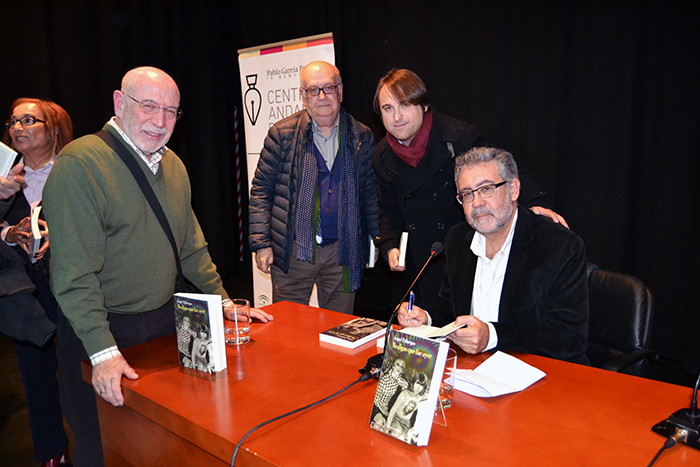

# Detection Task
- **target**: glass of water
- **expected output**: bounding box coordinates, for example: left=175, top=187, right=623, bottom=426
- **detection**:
left=224, top=298, right=251, bottom=346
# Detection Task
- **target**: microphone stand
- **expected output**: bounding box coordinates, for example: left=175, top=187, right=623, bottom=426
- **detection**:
left=651, top=371, right=700, bottom=450
left=381, top=250, right=438, bottom=346
left=361, top=245, right=441, bottom=376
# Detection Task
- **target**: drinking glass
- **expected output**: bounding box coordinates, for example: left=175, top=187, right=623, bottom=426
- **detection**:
left=440, top=348, right=458, bottom=409
left=224, top=299, right=251, bottom=346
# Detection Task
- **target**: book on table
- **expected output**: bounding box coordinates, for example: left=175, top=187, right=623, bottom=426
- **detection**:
left=369, top=329, right=449, bottom=446
left=319, top=317, right=387, bottom=349
left=174, top=293, right=227, bottom=373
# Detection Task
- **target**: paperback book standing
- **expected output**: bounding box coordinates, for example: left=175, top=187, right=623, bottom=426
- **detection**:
left=369, top=329, right=449, bottom=446
left=174, top=293, right=227, bottom=373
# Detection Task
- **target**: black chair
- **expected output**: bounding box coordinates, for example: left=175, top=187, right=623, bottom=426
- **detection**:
left=586, top=264, right=656, bottom=376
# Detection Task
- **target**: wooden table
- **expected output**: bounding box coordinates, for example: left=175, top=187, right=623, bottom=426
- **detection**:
left=86, top=301, right=700, bottom=466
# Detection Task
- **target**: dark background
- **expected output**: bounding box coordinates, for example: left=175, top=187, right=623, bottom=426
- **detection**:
left=2, top=0, right=699, bottom=374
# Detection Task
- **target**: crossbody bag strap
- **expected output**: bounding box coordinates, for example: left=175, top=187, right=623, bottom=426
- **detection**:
left=95, top=129, right=185, bottom=292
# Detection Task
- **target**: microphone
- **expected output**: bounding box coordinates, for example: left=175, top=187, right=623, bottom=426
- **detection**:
left=430, top=242, right=443, bottom=257
left=388, top=241, right=443, bottom=324
left=651, top=371, right=700, bottom=450
left=360, top=242, right=443, bottom=377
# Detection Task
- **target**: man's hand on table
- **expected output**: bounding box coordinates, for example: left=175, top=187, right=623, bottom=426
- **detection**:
left=92, top=354, right=139, bottom=407
left=91, top=303, right=273, bottom=407
left=222, top=298, right=274, bottom=323
left=251, top=307, right=274, bottom=322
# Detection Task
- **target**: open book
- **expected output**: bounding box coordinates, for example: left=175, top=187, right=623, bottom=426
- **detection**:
left=376, top=321, right=467, bottom=348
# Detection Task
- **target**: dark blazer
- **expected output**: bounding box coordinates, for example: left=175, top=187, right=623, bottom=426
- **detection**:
left=430, top=206, right=589, bottom=363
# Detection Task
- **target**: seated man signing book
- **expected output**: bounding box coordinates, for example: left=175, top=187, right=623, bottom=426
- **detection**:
left=397, top=147, right=589, bottom=364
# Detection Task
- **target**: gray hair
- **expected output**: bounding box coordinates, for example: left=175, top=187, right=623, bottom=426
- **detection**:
left=454, top=147, right=519, bottom=187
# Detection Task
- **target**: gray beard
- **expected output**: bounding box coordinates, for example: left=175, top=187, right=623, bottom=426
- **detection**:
left=467, top=201, right=515, bottom=236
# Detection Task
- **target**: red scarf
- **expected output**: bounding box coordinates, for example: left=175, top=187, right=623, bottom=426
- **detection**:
left=386, top=111, right=433, bottom=168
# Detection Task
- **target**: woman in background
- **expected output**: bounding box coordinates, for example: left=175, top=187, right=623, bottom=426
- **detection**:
left=2, top=98, right=73, bottom=467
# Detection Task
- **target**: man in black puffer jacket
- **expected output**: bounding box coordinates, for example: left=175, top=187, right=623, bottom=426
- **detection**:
left=249, top=61, right=379, bottom=314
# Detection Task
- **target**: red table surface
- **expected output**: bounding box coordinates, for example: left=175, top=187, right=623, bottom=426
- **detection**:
left=84, top=301, right=700, bottom=467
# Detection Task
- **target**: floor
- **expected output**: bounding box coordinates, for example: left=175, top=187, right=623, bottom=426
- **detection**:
left=1, top=267, right=697, bottom=466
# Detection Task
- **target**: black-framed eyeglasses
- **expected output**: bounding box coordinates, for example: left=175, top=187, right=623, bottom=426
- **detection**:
left=302, top=83, right=341, bottom=97
left=456, top=181, right=507, bottom=204
left=5, top=115, right=47, bottom=129
left=124, top=93, right=183, bottom=121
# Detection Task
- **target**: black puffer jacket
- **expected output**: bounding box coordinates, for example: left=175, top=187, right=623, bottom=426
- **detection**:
left=249, top=108, right=379, bottom=274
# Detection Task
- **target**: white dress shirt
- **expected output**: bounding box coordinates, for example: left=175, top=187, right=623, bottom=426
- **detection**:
left=470, top=209, right=519, bottom=351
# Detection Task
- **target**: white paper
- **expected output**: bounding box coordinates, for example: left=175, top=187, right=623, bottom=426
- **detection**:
left=453, top=351, right=546, bottom=397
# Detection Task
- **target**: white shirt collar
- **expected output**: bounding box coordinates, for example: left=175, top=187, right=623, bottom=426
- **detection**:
left=108, top=117, right=167, bottom=174
left=470, top=208, right=519, bottom=261
left=311, top=115, right=340, bottom=138
left=21, top=154, right=56, bottom=174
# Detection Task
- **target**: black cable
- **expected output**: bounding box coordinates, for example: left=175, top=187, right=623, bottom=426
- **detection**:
left=689, top=371, right=700, bottom=422
left=647, top=430, right=685, bottom=467
left=229, top=372, right=375, bottom=466
left=647, top=441, right=670, bottom=467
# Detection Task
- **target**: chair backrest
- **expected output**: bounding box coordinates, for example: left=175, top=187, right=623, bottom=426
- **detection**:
left=586, top=264, right=654, bottom=368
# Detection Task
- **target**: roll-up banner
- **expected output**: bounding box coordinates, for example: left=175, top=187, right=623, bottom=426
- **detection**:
left=238, top=33, right=335, bottom=308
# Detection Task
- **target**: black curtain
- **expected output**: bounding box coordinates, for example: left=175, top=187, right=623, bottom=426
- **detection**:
left=2, top=0, right=699, bottom=373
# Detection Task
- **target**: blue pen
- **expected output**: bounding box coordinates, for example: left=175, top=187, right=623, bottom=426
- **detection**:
left=408, top=291, right=414, bottom=322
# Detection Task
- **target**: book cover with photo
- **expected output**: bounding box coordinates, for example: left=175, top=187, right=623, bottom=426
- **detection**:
left=174, top=293, right=227, bottom=373
left=369, top=329, right=449, bottom=446
left=319, top=317, right=387, bottom=349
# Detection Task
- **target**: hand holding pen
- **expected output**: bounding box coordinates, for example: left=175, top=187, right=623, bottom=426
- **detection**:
left=397, top=292, right=427, bottom=327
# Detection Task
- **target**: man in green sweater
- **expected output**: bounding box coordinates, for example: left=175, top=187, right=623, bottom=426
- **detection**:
left=43, top=66, right=273, bottom=467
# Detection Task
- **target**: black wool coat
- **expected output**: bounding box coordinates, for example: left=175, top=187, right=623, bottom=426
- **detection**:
left=373, top=110, right=548, bottom=307
left=430, top=206, right=589, bottom=364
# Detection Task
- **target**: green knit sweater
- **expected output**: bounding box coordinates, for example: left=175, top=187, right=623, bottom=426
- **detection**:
left=43, top=124, right=227, bottom=356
